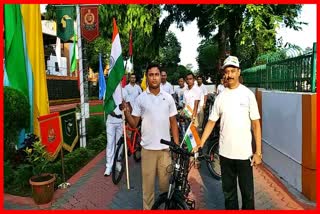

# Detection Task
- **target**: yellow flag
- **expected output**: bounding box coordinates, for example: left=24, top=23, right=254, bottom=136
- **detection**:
left=21, top=5, right=49, bottom=136
left=141, top=72, right=147, bottom=91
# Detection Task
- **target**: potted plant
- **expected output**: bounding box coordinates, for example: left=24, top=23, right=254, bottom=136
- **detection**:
left=25, top=140, right=56, bottom=205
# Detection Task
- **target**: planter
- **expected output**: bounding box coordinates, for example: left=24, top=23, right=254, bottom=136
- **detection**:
left=29, top=173, right=56, bottom=205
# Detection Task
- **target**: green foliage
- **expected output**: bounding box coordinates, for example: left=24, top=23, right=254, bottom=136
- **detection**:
left=159, top=31, right=181, bottom=67
left=85, top=37, right=111, bottom=72
left=164, top=4, right=304, bottom=69
left=87, top=133, right=106, bottom=153
left=166, top=65, right=192, bottom=84
left=87, top=116, right=105, bottom=137
left=197, top=38, right=219, bottom=80
left=4, top=161, right=33, bottom=197
left=25, top=141, right=50, bottom=176
left=4, top=86, right=30, bottom=161
left=89, top=104, right=104, bottom=114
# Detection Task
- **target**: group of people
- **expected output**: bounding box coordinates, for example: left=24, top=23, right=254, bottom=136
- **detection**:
left=104, top=55, right=262, bottom=210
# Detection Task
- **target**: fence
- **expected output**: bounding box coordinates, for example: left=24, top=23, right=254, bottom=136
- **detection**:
left=242, top=43, right=316, bottom=92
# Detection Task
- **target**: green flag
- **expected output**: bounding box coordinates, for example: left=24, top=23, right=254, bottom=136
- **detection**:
left=56, top=6, right=74, bottom=41
left=60, top=108, right=79, bottom=152
left=4, top=4, right=29, bottom=99
left=70, top=33, right=77, bottom=72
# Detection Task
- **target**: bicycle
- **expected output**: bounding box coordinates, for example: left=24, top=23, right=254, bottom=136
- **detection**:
left=112, top=125, right=142, bottom=185
left=151, top=139, right=211, bottom=210
left=202, top=93, right=221, bottom=180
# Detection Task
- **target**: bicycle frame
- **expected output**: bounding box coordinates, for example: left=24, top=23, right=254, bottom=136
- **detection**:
left=125, top=125, right=141, bottom=155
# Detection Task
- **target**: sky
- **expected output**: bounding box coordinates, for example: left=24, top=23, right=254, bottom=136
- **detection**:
left=169, top=4, right=317, bottom=70
left=41, top=4, right=316, bottom=71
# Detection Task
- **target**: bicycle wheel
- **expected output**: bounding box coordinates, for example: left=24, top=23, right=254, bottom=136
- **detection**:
left=112, top=137, right=125, bottom=185
left=206, top=141, right=221, bottom=180
left=152, top=192, right=189, bottom=210
left=133, top=134, right=141, bottom=162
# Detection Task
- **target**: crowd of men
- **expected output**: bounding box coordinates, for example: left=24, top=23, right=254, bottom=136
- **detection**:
left=104, top=56, right=262, bottom=210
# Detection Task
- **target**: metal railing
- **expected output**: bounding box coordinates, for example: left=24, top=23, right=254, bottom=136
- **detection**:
left=242, top=43, right=316, bottom=92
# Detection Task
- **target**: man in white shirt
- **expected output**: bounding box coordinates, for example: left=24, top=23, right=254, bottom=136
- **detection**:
left=198, top=56, right=262, bottom=210
left=124, top=73, right=142, bottom=106
left=104, top=89, right=129, bottom=176
left=174, top=76, right=186, bottom=109
left=216, top=78, right=226, bottom=96
left=183, top=72, right=202, bottom=127
left=160, top=70, right=174, bottom=95
left=196, top=75, right=208, bottom=132
left=123, top=63, right=179, bottom=210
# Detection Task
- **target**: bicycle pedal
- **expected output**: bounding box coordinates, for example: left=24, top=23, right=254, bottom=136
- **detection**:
left=186, top=198, right=195, bottom=210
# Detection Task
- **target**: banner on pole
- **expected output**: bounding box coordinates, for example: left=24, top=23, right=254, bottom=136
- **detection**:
left=80, top=6, right=99, bottom=42
left=56, top=6, right=75, bottom=41
left=60, top=108, right=79, bottom=152
left=38, top=112, right=63, bottom=160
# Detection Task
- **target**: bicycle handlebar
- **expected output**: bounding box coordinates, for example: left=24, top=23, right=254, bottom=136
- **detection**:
left=160, top=139, right=192, bottom=157
left=160, top=139, right=211, bottom=162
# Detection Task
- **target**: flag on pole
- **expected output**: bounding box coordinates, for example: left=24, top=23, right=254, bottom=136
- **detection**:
left=104, top=18, right=125, bottom=115
left=70, top=33, right=77, bottom=73
left=98, top=53, right=106, bottom=100
left=141, top=72, right=147, bottom=91
left=4, top=4, right=29, bottom=99
left=121, top=75, right=127, bottom=88
left=129, top=29, right=133, bottom=59
left=184, top=124, right=201, bottom=152
left=183, top=105, right=193, bottom=118
left=56, top=6, right=74, bottom=41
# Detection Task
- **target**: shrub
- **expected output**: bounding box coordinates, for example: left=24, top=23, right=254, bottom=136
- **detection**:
left=4, top=87, right=30, bottom=161
left=87, top=133, right=106, bottom=153
left=87, top=116, right=105, bottom=137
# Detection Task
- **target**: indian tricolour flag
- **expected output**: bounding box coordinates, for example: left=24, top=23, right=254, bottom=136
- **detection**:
left=104, top=18, right=125, bottom=115
left=184, top=124, right=201, bottom=152
left=183, top=105, right=193, bottom=118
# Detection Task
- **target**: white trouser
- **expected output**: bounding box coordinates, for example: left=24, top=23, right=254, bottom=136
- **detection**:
left=106, top=122, right=123, bottom=169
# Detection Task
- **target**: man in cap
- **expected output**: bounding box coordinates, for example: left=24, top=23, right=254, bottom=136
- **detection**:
left=196, top=55, right=262, bottom=210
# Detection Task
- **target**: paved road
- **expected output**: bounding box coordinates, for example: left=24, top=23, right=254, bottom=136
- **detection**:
left=4, top=149, right=315, bottom=210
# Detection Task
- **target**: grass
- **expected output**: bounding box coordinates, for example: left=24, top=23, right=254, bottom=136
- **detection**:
left=89, top=104, right=104, bottom=114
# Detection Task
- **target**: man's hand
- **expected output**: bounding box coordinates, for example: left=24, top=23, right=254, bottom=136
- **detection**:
left=250, top=153, right=262, bottom=166
left=192, top=143, right=204, bottom=153
left=120, top=100, right=130, bottom=112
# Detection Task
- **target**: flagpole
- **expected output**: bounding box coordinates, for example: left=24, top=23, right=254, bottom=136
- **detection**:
left=121, top=87, right=130, bottom=190
left=76, top=4, right=86, bottom=147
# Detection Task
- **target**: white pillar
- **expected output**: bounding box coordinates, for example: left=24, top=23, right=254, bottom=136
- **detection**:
left=76, top=4, right=86, bottom=147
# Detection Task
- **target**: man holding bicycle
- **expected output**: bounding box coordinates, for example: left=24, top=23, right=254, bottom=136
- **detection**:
left=123, top=63, right=179, bottom=210
left=198, top=56, right=262, bottom=210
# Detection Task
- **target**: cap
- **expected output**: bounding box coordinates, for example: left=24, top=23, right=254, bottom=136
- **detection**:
left=222, top=56, right=240, bottom=69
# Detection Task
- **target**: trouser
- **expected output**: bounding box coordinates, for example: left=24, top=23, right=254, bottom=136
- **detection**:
left=197, top=107, right=204, bottom=132
left=106, top=122, right=123, bottom=169
left=220, top=155, right=255, bottom=210
left=141, top=147, right=172, bottom=210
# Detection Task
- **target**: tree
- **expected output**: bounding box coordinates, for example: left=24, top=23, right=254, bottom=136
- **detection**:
left=163, top=4, right=304, bottom=69
left=197, top=38, right=219, bottom=80
left=159, top=31, right=181, bottom=67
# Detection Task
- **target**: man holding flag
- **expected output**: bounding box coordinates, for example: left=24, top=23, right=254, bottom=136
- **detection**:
left=122, top=63, right=179, bottom=210
left=103, top=18, right=128, bottom=176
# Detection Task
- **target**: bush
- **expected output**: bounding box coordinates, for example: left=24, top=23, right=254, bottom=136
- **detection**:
left=4, top=87, right=30, bottom=161
left=87, top=133, right=106, bottom=153
left=87, top=116, right=105, bottom=137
